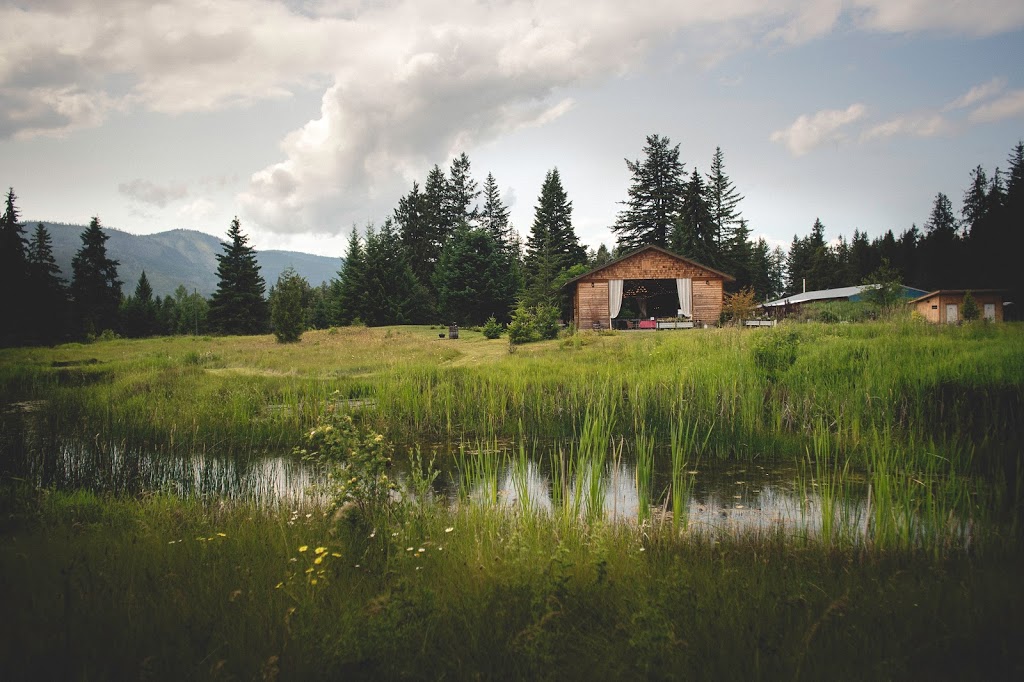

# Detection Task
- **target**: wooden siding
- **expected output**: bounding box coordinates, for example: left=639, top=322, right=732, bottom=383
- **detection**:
left=572, top=249, right=728, bottom=327
left=576, top=280, right=610, bottom=329
left=911, top=291, right=1005, bottom=323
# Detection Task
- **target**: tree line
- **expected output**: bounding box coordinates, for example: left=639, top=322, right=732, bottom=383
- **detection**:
left=2, top=138, right=1020, bottom=346
left=785, top=141, right=1024, bottom=305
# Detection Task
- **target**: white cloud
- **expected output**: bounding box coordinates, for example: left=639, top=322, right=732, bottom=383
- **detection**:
left=6, top=1, right=1024, bottom=232
left=118, top=179, right=189, bottom=208
left=943, top=77, right=1006, bottom=111
left=850, top=0, right=1024, bottom=37
left=178, top=198, right=218, bottom=223
left=968, top=90, right=1024, bottom=124
left=770, top=104, right=866, bottom=156
left=861, top=113, right=952, bottom=141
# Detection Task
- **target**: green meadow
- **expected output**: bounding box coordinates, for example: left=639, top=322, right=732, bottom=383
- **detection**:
left=1, top=321, right=1023, bottom=679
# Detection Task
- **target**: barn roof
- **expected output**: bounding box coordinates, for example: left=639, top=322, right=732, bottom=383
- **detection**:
left=907, top=289, right=1008, bottom=304
left=763, top=284, right=931, bottom=308
left=563, top=244, right=735, bottom=287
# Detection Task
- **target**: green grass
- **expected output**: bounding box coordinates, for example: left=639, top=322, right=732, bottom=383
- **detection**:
left=2, top=321, right=1023, bottom=677
left=0, top=487, right=1021, bottom=680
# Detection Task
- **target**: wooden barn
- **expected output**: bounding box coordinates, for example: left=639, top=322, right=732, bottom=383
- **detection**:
left=564, top=245, right=735, bottom=330
left=908, top=289, right=1007, bottom=323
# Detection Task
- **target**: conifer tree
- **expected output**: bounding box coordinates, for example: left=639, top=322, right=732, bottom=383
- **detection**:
left=208, top=217, right=268, bottom=335
left=671, top=168, right=716, bottom=265
left=335, top=225, right=367, bottom=325
left=706, top=146, right=744, bottom=249
left=394, top=182, right=435, bottom=291
left=361, top=220, right=429, bottom=326
left=920, top=192, right=960, bottom=289
left=270, top=267, right=307, bottom=343
left=446, top=152, right=480, bottom=229
left=25, top=222, right=69, bottom=344
left=612, top=134, right=685, bottom=250
left=0, top=188, right=29, bottom=345
left=122, top=271, right=157, bottom=337
left=70, top=217, right=122, bottom=337
left=479, top=172, right=512, bottom=254
left=523, top=168, right=585, bottom=306
left=434, top=224, right=515, bottom=325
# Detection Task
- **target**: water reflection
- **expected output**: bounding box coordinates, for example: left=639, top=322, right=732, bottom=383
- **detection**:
left=1, top=425, right=876, bottom=538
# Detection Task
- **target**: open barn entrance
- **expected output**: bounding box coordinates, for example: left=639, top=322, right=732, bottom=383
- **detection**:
left=612, top=278, right=689, bottom=329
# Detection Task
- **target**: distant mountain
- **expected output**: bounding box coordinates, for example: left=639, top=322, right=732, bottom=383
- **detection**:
left=34, top=223, right=343, bottom=298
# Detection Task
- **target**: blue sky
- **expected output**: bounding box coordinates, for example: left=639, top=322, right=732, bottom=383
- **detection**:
left=2, top=1, right=1022, bottom=258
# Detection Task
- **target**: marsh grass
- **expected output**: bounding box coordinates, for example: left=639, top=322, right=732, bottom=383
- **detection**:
left=2, top=322, right=1023, bottom=677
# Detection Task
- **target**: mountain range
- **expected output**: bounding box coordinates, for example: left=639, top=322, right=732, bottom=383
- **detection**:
left=33, top=223, right=342, bottom=298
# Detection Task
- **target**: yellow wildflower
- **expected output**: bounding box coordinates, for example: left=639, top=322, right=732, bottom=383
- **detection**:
left=298, top=545, right=308, bottom=552
left=314, top=546, right=327, bottom=554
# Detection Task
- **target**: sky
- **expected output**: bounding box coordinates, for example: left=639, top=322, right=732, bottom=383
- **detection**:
left=2, top=0, right=1023, bottom=259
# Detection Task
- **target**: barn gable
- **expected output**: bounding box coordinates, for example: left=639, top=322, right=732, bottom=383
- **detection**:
left=566, top=245, right=734, bottom=329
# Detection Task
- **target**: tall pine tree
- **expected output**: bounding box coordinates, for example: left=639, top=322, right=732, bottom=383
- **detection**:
left=706, top=146, right=744, bottom=250
left=612, top=134, right=685, bottom=251
left=434, top=225, right=515, bottom=325
left=334, top=225, right=367, bottom=325
left=523, top=168, right=585, bottom=306
left=25, top=223, right=69, bottom=344
left=70, top=217, right=122, bottom=337
left=208, top=217, right=268, bottom=335
left=0, top=188, right=29, bottom=345
left=671, top=168, right=716, bottom=266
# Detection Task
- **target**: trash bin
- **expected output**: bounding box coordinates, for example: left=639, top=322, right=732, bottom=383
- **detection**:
left=448, top=323, right=459, bottom=340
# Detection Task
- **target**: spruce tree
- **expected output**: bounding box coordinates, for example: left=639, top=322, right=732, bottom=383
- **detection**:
left=25, top=222, right=69, bottom=344
left=270, top=267, right=307, bottom=343
left=920, top=192, right=960, bottom=289
left=706, top=146, right=744, bottom=249
left=434, top=225, right=515, bottom=325
left=70, top=217, right=122, bottom=337
left=335, top=226, right=367, bottom=325
left=523, top=168, right=585, bottom=306
left=394, top=182, right=436, bottom=292
left=122, top=271, right=157, bottom=337
left=208, top=217, right=268, bottom=335
left=479, top=172, right=512, bottom=254
left=0, top=188, right=29, bottom=345
left=361, top=220, right=429, bottom=326
left=446, top=152, right=480, bottom=229
left=612, top=134, right=686, bottom=250
left=671, top=168, right=716, bottom=265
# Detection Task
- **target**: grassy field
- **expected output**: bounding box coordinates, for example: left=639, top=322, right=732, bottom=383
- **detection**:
left=1, top=321, right=1023, bottom=678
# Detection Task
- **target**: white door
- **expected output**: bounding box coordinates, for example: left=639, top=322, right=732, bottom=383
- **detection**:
left=945, top=304, right=958, bottom=324
left=984, top=303, right=995, bottom=321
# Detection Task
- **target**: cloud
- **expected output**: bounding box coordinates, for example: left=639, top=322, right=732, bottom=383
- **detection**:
left=943, top=77, right=1006, bottom=111
left=860, top=113, right=952, bottom=141
left=968, top=90, right=1024, bottom=124
left=770, top=104, right=866, bottom=156
left=178, top=198, right=218, bottom=223
left=6, top=1, right=1024, bottom=231
left=118, top=179, right=189, bottom=208
left=850, top=0, right=1024, bottom=36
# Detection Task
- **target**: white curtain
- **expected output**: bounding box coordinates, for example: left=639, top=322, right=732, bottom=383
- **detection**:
left=608, top=279, right=624, bottom=323
left=676, top=278, right=692, bottom=318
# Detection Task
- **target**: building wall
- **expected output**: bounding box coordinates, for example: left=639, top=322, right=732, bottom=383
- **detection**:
left=573, top=250, right=727, bottom=327
left=912, top=292, right=1004, bottom=323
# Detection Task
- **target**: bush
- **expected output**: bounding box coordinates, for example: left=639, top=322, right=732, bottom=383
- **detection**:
left=534, top=304, right=560, bottom=340
left=482, top=316, right=503, bottom=339
left=962, top=291, right=980, bottom=321
left=507, top=304, right=537, bottom=345
left=752, top=329, right=799, bottom=381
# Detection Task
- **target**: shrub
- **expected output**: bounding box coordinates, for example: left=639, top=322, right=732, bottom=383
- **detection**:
left=482, top=316, right=503, bottom=339
left=508, top=304, right=538, bottom=344
left=534, top=303, right=560, bottom=340
left=752, top=329, right=799, bottom=381
left=962, top=291, right=980, bottom=321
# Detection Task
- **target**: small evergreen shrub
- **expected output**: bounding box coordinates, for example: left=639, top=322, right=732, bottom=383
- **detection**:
left=482, top=316, right=503, bottom=339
